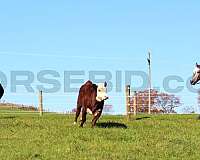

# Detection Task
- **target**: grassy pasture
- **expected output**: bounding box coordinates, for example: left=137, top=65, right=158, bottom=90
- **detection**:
left=0, top=111, right=200, bottom=160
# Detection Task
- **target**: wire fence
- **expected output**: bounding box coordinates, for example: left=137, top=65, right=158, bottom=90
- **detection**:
left=0, top=90, right=199, bottom=115
left=0, top=51, right=199, bottom=115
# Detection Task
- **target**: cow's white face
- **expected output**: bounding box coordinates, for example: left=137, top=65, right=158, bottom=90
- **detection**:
left=96, top=82, right=108, bottom=102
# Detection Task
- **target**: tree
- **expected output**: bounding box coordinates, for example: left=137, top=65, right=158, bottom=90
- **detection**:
left=182, top=106, right=195, bottom=114
left=103, top=105, right=114, bottom=114
left=134, top=89, right=158, bottom=113
left=133, top=89, right=181, bottom=114
left=154, top=93, right=181, bottom=113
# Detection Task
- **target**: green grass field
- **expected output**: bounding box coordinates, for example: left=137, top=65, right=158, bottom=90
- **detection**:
left=0, top=111, right=200, bottom=160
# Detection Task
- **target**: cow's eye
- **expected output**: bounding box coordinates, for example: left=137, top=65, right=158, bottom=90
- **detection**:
left=98, top=89, right=101, bottom=92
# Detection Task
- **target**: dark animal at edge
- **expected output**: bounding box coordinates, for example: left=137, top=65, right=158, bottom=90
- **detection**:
left=0, top=84, right=4, bottom=99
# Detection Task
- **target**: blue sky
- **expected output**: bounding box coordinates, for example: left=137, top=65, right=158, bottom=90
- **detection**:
left=0, top=0, right=200, bottom=113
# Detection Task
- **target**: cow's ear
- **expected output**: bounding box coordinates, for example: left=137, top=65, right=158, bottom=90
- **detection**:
left=104, top=82, right=107, bottom=87
left=196, top=62, right=198, bottom=66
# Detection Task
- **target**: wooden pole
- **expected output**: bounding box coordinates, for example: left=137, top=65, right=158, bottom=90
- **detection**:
left=125, top=85, right=131, bottom=120
left=148, top=50, right=152, bottom=114
left=198, top=90, right=200, bottom=112
left=198, top=91, right=200, bottom=119
left=38, top=90, right=43, bottom=116
left=133, top=91, right=137, bottom=116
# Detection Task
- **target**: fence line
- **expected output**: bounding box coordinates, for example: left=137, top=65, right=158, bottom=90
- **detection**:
left=5, top=93, right=185, bottom=97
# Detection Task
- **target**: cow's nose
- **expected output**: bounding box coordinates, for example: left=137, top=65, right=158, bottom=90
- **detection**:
left=105, top=96, right=109, bottom=100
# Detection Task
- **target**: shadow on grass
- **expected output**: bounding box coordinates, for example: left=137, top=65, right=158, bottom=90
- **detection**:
left=96, top=122, right=128, bottom=129
left=136, top=116, right=151, bottom=120
left=0, top=116, right=16, bottom=119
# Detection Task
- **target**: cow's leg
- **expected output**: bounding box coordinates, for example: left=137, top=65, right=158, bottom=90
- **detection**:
left=74, top=105, right=82, bottom=124
left=92, top=110, right=102, bottom=127
left=80, top=107, right=87, bottom=127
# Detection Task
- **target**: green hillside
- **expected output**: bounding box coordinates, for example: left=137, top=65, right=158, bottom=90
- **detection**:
left=0, top=112, right=200, bottom=160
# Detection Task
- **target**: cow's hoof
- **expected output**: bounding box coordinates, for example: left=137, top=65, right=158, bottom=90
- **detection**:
left=91, top=123, right=95, bottom=128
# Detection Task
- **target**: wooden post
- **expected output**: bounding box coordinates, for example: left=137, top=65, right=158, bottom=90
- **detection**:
left=133, top=91, right=137, bottom=116
left=125, top=85, right=131, bottom=120
left=148, top=50, right=152, bottom=114
left=198, top=91, right=200, bottom=119
left=38, top=90, right=43, bottom=116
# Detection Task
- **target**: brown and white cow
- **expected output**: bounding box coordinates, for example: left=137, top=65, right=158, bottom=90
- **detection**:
left=74, top=80, right=108, bottom=127
left=0, top=84, right=4, bottom=99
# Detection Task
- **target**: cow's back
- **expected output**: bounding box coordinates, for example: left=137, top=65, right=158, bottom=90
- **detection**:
left=77, top=81, right=97, bottom=108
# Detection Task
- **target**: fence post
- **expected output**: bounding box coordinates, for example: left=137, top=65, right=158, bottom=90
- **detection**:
left=133, top=91, right=137, bottom=116
left=38, top=90, right=43, bottom=116
left=125, top=85, right=131, bottom=120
